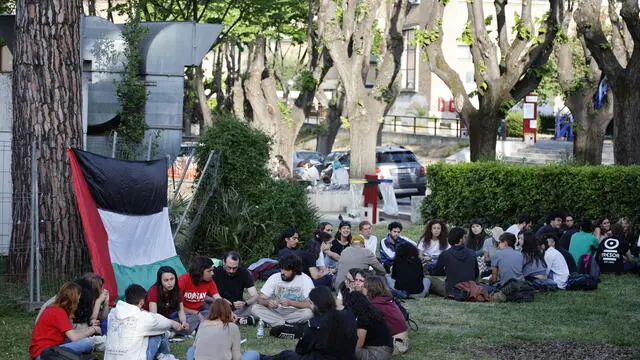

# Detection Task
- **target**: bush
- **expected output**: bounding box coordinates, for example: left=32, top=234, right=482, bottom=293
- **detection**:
left=505, top=112, right=523, bottom=138
left=189, top=114, right=318, bottom=264
left=420, top=162, right=640, bottom=229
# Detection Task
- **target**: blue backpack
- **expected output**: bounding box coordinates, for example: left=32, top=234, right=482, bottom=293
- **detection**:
left=566, top=273, right=598, bottom=291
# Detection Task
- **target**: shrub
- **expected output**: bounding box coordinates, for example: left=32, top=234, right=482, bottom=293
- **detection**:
left=420, top=162, right=640, bottom=229
left=505, top=112, right=523, bottom=137
left=189, top=114, right=318, bottom=264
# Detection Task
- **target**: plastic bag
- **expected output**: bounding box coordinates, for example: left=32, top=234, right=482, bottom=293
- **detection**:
left=379, top=180, right=398, bottom=216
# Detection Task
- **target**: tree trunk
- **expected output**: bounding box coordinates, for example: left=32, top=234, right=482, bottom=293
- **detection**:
left=316, top=114, right=342, bottom=155
left=194, top=65, right=213, bottom=128
left=87, top=0, right=96, bottom=15
left=10, top=0, right=85, bottom=279
left=610, top=79, right=640, bottom=165
left=566, top=93, right=611, bottom=165
left=348, top=97, right=381, bottom=178
left=468, top=112, right=499, bottom=161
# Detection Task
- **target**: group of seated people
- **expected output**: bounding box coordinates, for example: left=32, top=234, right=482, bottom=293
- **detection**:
left=29, top=213, right=639, bottom=360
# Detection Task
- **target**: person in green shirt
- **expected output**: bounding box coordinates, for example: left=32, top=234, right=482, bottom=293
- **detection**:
left=568, top=219, right=600, bottom=266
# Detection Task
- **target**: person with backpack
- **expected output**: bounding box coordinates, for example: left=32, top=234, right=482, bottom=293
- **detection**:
left=363, top=276, right=409, bottom=356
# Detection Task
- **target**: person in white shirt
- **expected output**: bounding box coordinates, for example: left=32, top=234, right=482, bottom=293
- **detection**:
left=359, top=220, right=378, bottom=256
left=539, top=233, right=570, bottom=289
left=505, top=214, right=533, bottom=249
left=105, top=284, right=182, bottom=360
left=251, top=255, right=314, bottom=336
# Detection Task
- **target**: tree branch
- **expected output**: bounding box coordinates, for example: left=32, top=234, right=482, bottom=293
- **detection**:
left=620, top=0, right=640, bottom=45
left=468, top=0, right=499, bottom=82
left=575, top=0, right=624, bottom=78
left=494, top=0, right=509, bottom=57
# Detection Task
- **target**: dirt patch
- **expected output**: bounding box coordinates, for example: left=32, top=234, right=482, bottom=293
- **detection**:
left=472, top=341, right=639, bottom=360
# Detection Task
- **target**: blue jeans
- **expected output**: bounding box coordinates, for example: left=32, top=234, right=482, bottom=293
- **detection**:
left=35, top=337, right=94, bottom=360
left=147, top=334, right=170, bottom=360
left=313, top=274, right=335, bottom=288
left=186, top=347, right=261, bottom=360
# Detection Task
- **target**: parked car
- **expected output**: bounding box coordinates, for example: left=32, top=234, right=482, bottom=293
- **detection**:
left=320, top=146, right=425, bottom=195
left=293, top=150, right=324, bottom=167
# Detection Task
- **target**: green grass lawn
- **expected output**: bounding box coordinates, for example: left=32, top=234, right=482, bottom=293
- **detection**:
left=3, top=224, right=639, bottom=359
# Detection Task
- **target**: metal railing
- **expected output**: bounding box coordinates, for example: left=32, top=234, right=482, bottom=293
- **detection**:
left=383, top=115, right=466, bottom=137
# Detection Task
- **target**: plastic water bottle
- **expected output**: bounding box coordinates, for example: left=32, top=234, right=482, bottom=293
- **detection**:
left=256, top=320, right=265, bottom=339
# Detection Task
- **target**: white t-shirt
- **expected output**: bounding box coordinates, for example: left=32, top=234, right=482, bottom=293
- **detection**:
left=505, top=224, right=521, bottom=236
left=544, top=247, right=569, bottom=289
left=316, top=252, right=325, bottom=267
left=260, top=272, right=314, bottom=307
left=418, top=239, right=450, bottom=258
left=364, top=235, right=378, bottom=256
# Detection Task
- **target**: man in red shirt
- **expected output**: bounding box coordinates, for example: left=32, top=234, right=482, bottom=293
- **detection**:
left=177, top=256, right=223, bottom=332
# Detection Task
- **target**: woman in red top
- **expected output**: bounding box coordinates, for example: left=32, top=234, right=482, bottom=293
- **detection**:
left=363, top=276, right=409, bottom=355
left=145, top=266, right=189, bottom=334
left=178, top=256, right=222, bottom=332
left=29, top=282, right=102, bottom=359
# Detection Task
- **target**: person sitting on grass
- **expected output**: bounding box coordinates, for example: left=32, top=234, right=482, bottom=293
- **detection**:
left=259, top=286, right=358, bottom=360
left=213, top=251, right=260, bottom=325
left=104, top=284, right=182, bottom=360
left=521, top=231, right=548, bottom=280
left=432, top=227, right=479, bottom=297
left=336, top=268, right=369, bottom=310
left=343, top=291, right=394, bottom=360
left=144, top=266, right=189, bottom=335
left=322, top=221, right=352, bottom=269
left=380, top=222, right=417, bottom=272
left=491, top=233, right=524, bottom=285
left=186, top=299, right=260, bottom=360
left=538, top=233, right=570, bottom=289
left=418, top=219, right=450, bottom=273
left=389, top=242, right=430, bottom=298
left=334, top=235, right=385, bottom=290
left=363, top=276, right=409, bottom=355
left=30, top=282, right=101, bottom=360
left=299, top=238, right=335, bottom=287
left=251, top=254, right=314, bottom=338
left=178, top=256, right=224, bottom=332
left=568, top=219, right=600, bottom=267
left=596, top=223, right=638, bottom=274
left=278, top=228, right=301, bottom=260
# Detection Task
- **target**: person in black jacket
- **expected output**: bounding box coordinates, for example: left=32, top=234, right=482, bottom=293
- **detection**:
left=261, top=286, right=357, bottom=360
left=389, top=243, right=430, bottom=297
left=432, top=227, right=479, bottom=296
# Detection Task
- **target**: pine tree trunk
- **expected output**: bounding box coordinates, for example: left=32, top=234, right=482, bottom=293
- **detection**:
left=611, top=79, right=640, bottom=165
left=10, top=0, right=85, bottom=279
left=468, top=113, right=499, bottom=161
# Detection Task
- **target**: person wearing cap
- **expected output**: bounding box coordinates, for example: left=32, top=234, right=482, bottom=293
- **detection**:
left=178, top=256, right=224, bottom=332
left=334, top=235, right=386, bottom=289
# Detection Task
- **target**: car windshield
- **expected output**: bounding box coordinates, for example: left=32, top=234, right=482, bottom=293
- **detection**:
left=377, top=151, right=417, bottom=163
left=297, top=151, right=323, bottom=162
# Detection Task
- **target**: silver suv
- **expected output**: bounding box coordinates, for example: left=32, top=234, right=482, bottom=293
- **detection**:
left=320, top=146, right=426, bottom=195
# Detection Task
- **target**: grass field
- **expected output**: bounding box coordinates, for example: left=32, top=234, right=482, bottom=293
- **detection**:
left=2, top=224, right=639, bottom=359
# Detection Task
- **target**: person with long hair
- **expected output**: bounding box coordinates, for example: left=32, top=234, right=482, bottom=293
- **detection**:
left=260, top=286, right=358, bottom=360
left=300, top=238, right=335, bottom=287
left=594, top=215, right=612, bottom=241
left=336, top=269, right=368, bottom=310
left=363, top=276, right=409, bottom=355
left=343, top=291, right=393, bottom=360
left=418, top=219, right=450, bottom=272
left=30, top=282, right=101, bottom=360
left=521, top=231, right=547, bottom=280
left=145, top=266, right=188, bottom=334
left=322, top=221, right=352, bottom=269
left=186, top=299, right=260, bottom=360
left=278, top=228, right=301, bottom=259
left=178, top=256, right=223, bottom=331
left=390, top=243, right=430, bottom=297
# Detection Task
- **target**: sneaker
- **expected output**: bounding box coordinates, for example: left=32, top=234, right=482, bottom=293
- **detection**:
left=157, top=354, right=179, bottom=360
left=238, top=315, right=256, bottom=326
left=269, top=324, right=299, bottom=339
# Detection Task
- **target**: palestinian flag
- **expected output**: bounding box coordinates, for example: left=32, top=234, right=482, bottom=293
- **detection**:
left=68, top=149, right=186, bottom=303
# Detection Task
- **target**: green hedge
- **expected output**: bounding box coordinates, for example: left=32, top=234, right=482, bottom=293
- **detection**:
left=420, top=162, right=640, bottom=229
left=505, top=112, right=523, bottom=137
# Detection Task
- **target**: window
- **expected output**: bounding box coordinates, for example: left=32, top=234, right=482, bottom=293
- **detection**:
left=401, top=29, right=418, bottom=91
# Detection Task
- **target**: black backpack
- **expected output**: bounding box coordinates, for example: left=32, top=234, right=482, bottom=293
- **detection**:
left=392, top=296, right=418, bottom=331
left=499, top=279, right=535, bottom=302
left=566, top=273, right=598, bottom=291
left=40, top=346, right=94, bottom=360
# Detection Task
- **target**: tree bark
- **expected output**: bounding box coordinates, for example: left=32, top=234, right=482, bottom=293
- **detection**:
left=315, top=87, right=345, bottom=155
left=468, top=112, right=499, bottom=161
left=10, top=0, right=85, bottom=279
left=571, top=106, right=608, bottom=164
left=194, top=65, right=213, bottom=128
left=610, top=80, right=640, bottom=165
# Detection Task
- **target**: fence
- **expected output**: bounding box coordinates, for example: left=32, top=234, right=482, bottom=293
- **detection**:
left=383, top=115, right=466, bottom=137
left=0, top=132, right=216, bottom=311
